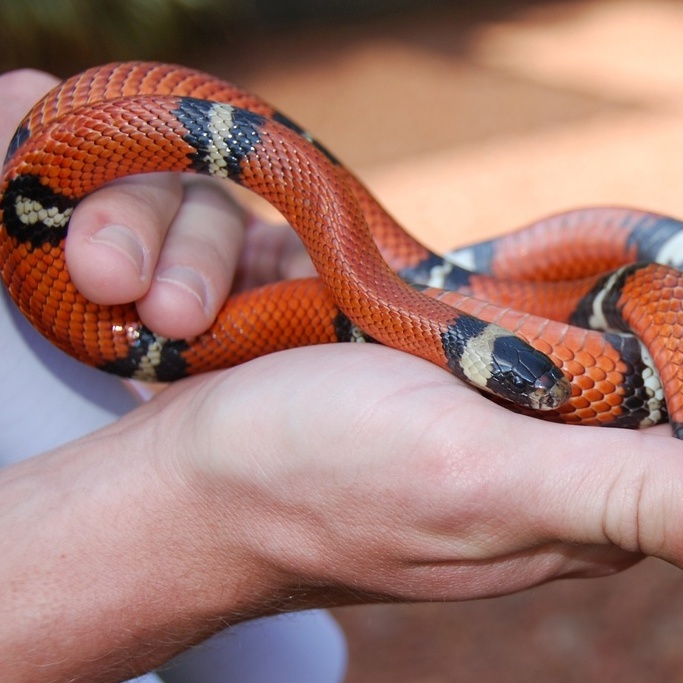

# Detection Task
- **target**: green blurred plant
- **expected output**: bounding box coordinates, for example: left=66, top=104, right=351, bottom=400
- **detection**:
left=0, top=0, right=242, bottom=74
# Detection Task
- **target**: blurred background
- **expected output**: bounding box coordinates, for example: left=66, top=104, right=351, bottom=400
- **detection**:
left=4, top=1, right=683, bottom=681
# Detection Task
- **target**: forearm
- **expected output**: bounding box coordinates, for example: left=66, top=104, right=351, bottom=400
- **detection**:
left=0, top=384, right=275, bottom=683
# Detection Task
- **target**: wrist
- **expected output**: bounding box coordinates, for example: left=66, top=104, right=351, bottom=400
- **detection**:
left=0, top=377, right=281, bottom=682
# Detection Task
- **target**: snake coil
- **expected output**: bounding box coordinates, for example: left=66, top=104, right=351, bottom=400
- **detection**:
left=2, top=62, right=683, bottom=436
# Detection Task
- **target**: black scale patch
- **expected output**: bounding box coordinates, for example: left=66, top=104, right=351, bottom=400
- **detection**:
left=333, top=311, right=376, bottom=343
left=568, top=266, right=635, bottom=332
left=4, top=123, right=30, bottom=164
left=447, top=239, right=496, bottom=274
left=626, top=214, right=683, bottom=261
left=602, top=332, right=667, bottom=429
left=0, top=173, right=77, bottom=249
left=469, top=240, right=495, bottom=273
left=440, top=314, right=489, bottom=376
left=399, top=253, right=473, bottom=288
left=99, top=325, right=190, bottom=381
left=173, top=97, right=266, bottom=182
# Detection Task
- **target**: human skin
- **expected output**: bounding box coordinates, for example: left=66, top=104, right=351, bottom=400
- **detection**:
left=2, top=69, right=683, bottom=683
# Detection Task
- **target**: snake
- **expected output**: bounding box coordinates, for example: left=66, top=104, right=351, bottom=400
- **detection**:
left=2, top=61, right=683, bottom=436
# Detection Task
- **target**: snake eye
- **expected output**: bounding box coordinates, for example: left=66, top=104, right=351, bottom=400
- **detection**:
left=510, top=374, right=527, bottom=390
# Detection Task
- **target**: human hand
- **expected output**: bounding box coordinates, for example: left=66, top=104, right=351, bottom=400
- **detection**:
left=154, top=344, right=681, bottom=609
left=6, top=340, right=682, bottom=680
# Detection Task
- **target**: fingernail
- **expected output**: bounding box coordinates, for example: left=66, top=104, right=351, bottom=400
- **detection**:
left=156, top=266, right=210, bottom=312
left=90, top=224, right=146, bottom=279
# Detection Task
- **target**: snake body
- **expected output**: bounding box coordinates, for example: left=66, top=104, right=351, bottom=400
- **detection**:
left=2, top=62, right=683, bottom=435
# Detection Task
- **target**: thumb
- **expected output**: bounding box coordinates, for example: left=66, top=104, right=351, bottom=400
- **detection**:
left=509, top=422, right=683, bottom=564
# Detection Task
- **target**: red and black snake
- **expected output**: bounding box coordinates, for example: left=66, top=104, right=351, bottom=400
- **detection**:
left=2, top=62, right=683, bottom=435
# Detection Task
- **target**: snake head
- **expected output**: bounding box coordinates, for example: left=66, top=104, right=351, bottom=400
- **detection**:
left=447, top=317, right=571, bottom=412
left=486, top=335, right=571, bottom=411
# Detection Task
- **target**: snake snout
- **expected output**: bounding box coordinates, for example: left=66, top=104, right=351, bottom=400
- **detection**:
left=531, top=369, right=572, bottom=411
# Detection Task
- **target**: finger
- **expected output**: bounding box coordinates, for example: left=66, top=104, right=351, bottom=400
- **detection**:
left=447, top=412, right=683, bottom=564
left=65, top=173, right=184, bottom=305
left=235, top=218, right=314, bottom=292
left=0, top=69, right=58, bottom=155
left=135, top=177, right=246, bottom=339
left=533, top=424, right=683, bottom=563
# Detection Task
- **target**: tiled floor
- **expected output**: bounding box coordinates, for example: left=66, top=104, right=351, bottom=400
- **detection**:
left=192, top=2, right=683, bottom=681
